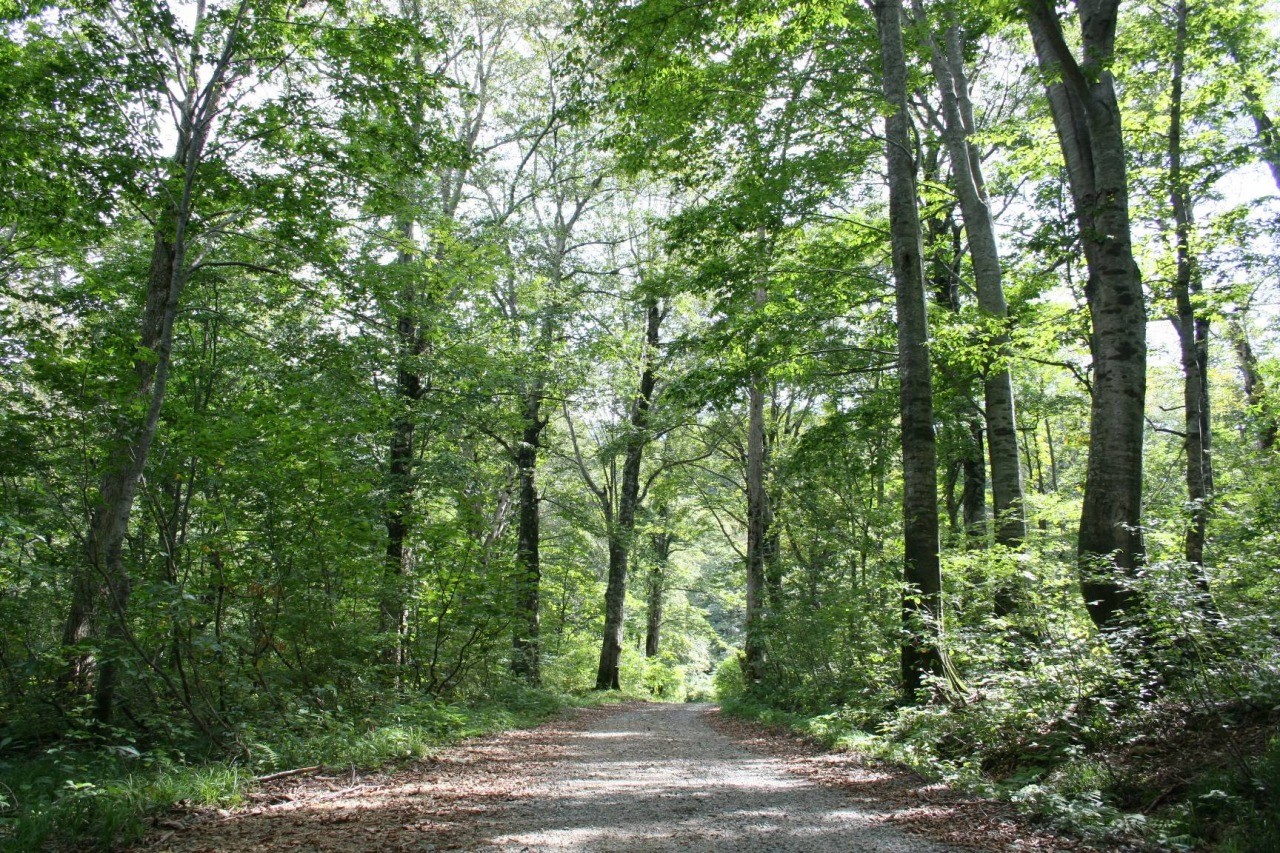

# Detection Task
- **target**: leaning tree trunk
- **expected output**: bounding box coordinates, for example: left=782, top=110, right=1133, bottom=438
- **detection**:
left=61, top=79, right=222, bottom=722
left=916, top=11, right=1027, bottom=551
left=596, top=299, right=661, bottom=690
left=876, top=0, right=950, bottom=702
left=1027, top=0, right=1148, bottom=633
left=64, top=230, right=182, bottom=723
left=1234, top=60, right=1280, bottom=191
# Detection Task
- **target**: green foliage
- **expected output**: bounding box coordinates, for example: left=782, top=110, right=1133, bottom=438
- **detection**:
left=0, top=686, right=590, bottom=852
left=626, top=650, right=688, bottom=701
left=712, top=653, right=746, bottom=701
left=1208, top=736, right=1280, bottom=852
left=2, top=0, right=1279, bottom=848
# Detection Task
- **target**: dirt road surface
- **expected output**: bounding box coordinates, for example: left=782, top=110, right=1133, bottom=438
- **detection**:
left=137, top=703, right=1010, bottom=852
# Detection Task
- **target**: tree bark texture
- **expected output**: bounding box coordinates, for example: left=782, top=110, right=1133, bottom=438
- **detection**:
left=744, top=280, right=772, bottom=687
left=1027, top=0, right=1148, bottom=632
left=876, top=0, right=948, bottom=701
left=595, top=299, right=661, bottom=690
left=512, top=390, right=546, bottom=683
left=381, top=223, right=425, bottom=671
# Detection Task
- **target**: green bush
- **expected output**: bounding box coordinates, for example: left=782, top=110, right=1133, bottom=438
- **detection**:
left=713, top=653, right=746, bottom=701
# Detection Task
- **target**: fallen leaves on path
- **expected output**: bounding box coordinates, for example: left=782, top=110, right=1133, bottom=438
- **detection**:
left=133, top=703, right=641, bottom=853
left=135, top=702, right=1089, bottom=852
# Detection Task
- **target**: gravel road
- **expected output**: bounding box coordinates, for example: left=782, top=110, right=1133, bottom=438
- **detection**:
left=139, top=702, right=960, bottom=852
left=467, top=702, right=953, bottom=852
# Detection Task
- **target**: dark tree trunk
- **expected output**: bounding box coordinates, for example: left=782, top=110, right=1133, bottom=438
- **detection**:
left=381, top=222, right=425, bottom=671
left=67, top=231, right=181, bottom=722
left=876, top=0, right=950, bottom=702
left=1166, top=0, right=1216, bottom=603
left=1027, top=0, right=1148, bottom=633
left=744, top=282, right=771, bottom=687
left=962, top=420, right=988, bottom=544
left=596, top=299, right=661, bottom=690
left=921, top=160, right=988, bottom=551
left=944, top=460, right=962, bottom=541
left=512, top=390, right=546, bottom=682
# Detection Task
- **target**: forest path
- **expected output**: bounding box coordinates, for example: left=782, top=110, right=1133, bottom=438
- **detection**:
left=139, top=702, right=960, bottom=852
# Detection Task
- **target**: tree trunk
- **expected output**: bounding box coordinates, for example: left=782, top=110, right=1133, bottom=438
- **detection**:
left=917, top=8, right=1027, bottom=550
left=1166, top=0, right=1216, bottom=599
left=744, top=281, right=771, bottom=687
left=596, top=299, right=661, bottom=690
left=66, top=231, right=181, bottom=722
left=876, top=0, right=950, bottom=702
left=62, top=75, right=221, bottom=721
left=1027, top=0, right=1147, bottom=633
left=512, top=390, right=545, bottom=682
left=1233, top=51, right=1280, bottom=191
left=381, top=222, right=424, bottom=671
left=944, top=460, right=962, bottom=542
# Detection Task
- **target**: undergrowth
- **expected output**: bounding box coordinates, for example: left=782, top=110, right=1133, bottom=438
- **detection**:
left=0, top=684, right=631, bottom=852
left=716, top=567, right=1280, bottom=852
left=720, top=693, right=1279, bottom=851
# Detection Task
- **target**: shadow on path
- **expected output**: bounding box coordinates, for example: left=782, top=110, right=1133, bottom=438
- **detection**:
left=137, top=703, right=954, bottom=852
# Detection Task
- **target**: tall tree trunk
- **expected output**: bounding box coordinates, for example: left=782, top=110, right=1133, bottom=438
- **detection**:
left=1166, top=0, right=1216, bottom=598
left=381, top=222, right=424, bottom=671
left=876, top=0, right=950, bottom=702
left=1027, top=0, right=1148, bottom=633
left=67, top=232, right=181, bottom=722
left=512, top=388, right=545, bottom=682
left=917, top=12, right=1027, bottom=549
left=744, top=280, right=771, bottom=688
left=62, top=71, right=223, bottom=721
left=378, top=16, right=494, bottom=676
left=596, top=299, right=661, bottom=690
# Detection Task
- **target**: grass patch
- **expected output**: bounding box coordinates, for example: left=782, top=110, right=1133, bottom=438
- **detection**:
left=0, top=684, right=625, bottom=852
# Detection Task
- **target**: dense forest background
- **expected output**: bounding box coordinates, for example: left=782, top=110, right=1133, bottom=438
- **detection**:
left=2, top=0, right=1279, bottom=848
